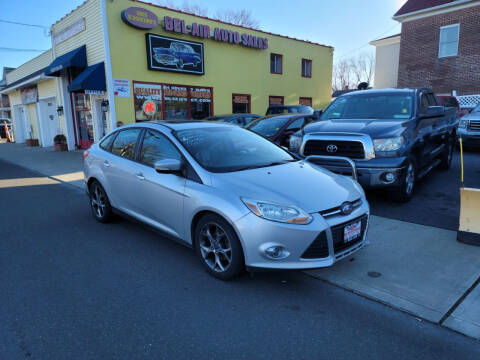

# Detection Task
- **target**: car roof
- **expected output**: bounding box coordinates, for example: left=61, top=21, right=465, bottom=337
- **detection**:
left=340, top=88, right=417, bottom=98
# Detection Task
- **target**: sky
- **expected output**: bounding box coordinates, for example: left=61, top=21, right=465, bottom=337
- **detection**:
left=0, top=0, right=408, bottom=72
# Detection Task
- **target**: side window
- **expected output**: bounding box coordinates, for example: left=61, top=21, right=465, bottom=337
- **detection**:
left=420, top=94, right=429, bottom=113
left=111, top=129, right=141, bottom=160
left=286, top=118, right=305, bottom=131
left=99, top=132, right=117, bottom=151
left=140, top=130, right=181, bottom=167
left=427, top=94, right=438, bottom=106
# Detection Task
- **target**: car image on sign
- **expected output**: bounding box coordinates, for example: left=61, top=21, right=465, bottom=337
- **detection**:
left=153, top=42, right=202, bottom=70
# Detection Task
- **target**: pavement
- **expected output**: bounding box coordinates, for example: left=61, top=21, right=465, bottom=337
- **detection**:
left=1, top=142, right=480, bottom=344
left=1, top=159, right=479, bottom=359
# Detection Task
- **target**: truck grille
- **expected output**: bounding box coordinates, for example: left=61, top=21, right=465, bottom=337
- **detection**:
left=303, top=140, right=365, bottom=159
left=468, top=120, right=480, bottom=131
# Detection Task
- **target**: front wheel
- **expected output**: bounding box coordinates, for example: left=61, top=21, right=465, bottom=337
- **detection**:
left=390, top=160, right=416, bottom=203
left=89, top=180, right=113, bottom=223
left=439, top=135, right=455, bottom=170
left=194, top=214, right=244, bottom=280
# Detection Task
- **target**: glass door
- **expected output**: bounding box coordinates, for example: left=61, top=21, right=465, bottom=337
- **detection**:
left=73, top=93, right=94, bottom=149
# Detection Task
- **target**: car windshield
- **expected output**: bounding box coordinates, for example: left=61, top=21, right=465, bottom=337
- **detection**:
left=245, top=116, right=290, bottom=137
left=175, top=126, right=295, bottom=173
left=321, top=93, right=414, bottom=120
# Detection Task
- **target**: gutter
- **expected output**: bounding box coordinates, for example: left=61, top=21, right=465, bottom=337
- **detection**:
left=0, top=74, right=53, bottom=94
left=393, top=0, right=478, bottom=21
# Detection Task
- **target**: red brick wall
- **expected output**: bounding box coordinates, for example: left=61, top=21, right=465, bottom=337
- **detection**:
left=398, top=5, right=480, bottom=95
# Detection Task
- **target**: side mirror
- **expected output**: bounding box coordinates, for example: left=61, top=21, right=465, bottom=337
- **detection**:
left=154, top=159, right=183, bottom=173
left=421, top=106, right=445, bottom=119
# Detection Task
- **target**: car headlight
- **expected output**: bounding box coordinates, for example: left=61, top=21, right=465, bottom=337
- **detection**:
left=241, top=198, right=312, bottom=225
left=459, top=119, right=468, bottom=128
left=289, top=135, right=303, bottom=153
left=373, top=136, right=404, bottom=152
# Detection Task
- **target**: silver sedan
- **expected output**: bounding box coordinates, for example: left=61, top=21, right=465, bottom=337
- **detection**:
left=83, top=121, right=369, bottom=280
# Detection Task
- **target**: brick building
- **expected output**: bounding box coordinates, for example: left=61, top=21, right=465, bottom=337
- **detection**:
left=372, top=0, right=480, bottom=105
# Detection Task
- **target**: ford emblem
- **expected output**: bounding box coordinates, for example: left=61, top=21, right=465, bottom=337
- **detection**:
left=340, top=202, right=353, bottom=215
left=326, top=144, right=338, bottom=153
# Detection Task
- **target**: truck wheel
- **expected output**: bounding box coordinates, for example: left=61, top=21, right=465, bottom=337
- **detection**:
left=390, top=160, right=416, bottom=203
left=439, top=135, right=455, bottom=170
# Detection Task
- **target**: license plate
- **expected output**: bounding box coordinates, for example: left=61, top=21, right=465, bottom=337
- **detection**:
left=344, top=221, right=361, bottom=243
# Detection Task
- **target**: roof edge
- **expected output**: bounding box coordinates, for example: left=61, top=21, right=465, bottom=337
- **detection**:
left=393, top=0, right=476, bottom=21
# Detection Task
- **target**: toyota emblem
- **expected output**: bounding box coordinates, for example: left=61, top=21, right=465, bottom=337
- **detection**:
left=326, top=144, right=338, bottom=153
left=340, top=202, right=353, bottom=215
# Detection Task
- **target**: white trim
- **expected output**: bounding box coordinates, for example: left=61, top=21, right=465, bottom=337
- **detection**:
left=370, top=35, right=401, bottom=47
left=394, top=0, right=480, bottom=22
left=60, top=74, right=76, bottom=150
left=0, top=74, right=54, bottom=94
left=438, top=23, right=460, bottom=58
left=101, top=0, right=116, bottom=133
left=36, top=101, right=46, bottom=146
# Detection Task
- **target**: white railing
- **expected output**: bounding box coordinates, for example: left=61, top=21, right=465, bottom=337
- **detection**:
left=456, top=94, right=480, bottom=109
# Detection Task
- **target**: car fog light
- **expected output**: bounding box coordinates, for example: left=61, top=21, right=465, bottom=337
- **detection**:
left=265, top=246, right=290, bottom=260
left=382, top=172, right=396, bottom=183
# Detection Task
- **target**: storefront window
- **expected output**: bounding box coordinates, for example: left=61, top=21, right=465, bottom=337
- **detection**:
left=73, top=93, right=93, bottom=149
left=299, top=97, right=312, bottom=106
left=269, top=96, right=284, bottom=105
left=133, top=82, right=212, bottom=121
left=232, top=94, right=251, bottom=114
left=133, top=82, right=163, bottom=122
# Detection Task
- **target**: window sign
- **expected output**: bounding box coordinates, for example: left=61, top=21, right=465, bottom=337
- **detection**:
left=190, top=87, right=212, bottom=119
left=53, top=18, right=85, bottom=46
left=113, top=79, right=130, bottom=97
left=133, top=82, right=163, bottom=122
left=164, top=85, right=188, bottom=120
left=232, top=94, right=251, bottom=113
left=21, top=85, right=38, bottom=104
left=146, top=34, right=204, bottom=75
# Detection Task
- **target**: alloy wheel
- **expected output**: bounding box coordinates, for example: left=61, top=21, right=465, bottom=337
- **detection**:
left=199, top=222, right=232, bottom=273
left=91, top=183, right=107, bottom=218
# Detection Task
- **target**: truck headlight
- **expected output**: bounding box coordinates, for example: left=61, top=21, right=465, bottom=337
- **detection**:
left=289, top=135, right=303, bottom=153
left=241, top=198, right=312, bottom=225
left=373, top=136, right=404, bottom=152
left=459, top=119, right=468, bottom=129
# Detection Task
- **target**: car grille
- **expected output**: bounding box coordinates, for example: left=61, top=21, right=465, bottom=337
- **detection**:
left=332, top=215, right=368, bottom=254
left=301, top=232, right=329, bottom=259
left=303, top=140, right=365, bottom=159
left=301, top=214, right=368, bottom=259
left=468, top=120, right=480, bottom=131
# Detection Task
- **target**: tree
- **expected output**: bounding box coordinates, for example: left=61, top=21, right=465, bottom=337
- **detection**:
left=332, top=52, right=375, bottom=92
left=152, top=0, right=259, bottom=28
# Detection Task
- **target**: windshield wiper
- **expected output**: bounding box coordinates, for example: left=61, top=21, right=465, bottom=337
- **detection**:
left=234, top=160, right=296, bottom=172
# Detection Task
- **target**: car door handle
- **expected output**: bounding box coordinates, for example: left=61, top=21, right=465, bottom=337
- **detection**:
left=103, top=160, right=110, bottom=167
left=135, top=172, right=145, bottom=181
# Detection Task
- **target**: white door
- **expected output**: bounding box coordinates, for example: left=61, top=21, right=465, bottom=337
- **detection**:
left=13, top=105, right=26, bottom=143
left=41, top=99, right=59, bottom=147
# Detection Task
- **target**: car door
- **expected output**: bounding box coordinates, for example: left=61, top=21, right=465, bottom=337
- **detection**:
left=427, top=93, right=448, bottom=153
left=279, top=117, right=305, bottom=146
left=135, top=129, right=186, bottom=238
left=102, top=128, right=142, bottom=214
left=416, top=92, right=436, bottom=168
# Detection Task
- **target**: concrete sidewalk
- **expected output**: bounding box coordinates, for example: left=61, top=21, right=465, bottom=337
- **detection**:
left=1, top=142, right=479, bottom=339
left=0, top=143, right=84, bottom=189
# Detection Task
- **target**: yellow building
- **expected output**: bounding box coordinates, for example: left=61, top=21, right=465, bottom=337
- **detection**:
left=2, top=0, right=333, bottom=150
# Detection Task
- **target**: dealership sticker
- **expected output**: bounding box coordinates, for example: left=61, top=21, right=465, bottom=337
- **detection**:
left=113, top=79, right=130, bottom=97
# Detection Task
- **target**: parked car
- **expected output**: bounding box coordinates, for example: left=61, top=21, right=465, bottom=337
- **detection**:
left=246, top=114, right=316, bottom=147
left=0, top=118, right=12, bottom=139
left=437, top=95, right=469, bottom=119
left=265, top=105, right=314, bottom=116
left=83, top=121, right=369, bottom=280
left=153, top=42, right=201, bottom=69
left=289, top=88, right=458, bottom=202
left=458, top=103, right=480, bottom=148
left=204, top=114, right=261, bottom=127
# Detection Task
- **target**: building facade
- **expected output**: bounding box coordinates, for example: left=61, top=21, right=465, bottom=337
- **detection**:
left=370, top=34, right=401, bottom=89
left=1, top=0, right=333, bottom=150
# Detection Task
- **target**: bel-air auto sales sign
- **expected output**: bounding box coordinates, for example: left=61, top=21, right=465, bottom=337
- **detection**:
left=121, top=7, right=268, bottom=50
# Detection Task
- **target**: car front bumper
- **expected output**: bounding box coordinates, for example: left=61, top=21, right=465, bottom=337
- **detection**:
left=458, top=128, right=480, bottom=146
left=233, top=202, right=370, bottom=270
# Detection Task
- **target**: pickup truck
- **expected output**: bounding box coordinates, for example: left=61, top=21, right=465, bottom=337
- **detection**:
left=288, top=88, right=457, bottom=201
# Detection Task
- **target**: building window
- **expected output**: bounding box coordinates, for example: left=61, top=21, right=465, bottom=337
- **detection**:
left=301, top=59, right=312, bottom=78
left=270, top=53, right=283, bottom=74
left=439, top=24, right=459, bottom=58
left=232, top=94, right=251, bottom=113
left=299, top=97, right=312, bottom=106
left=269, top=96, right=284, bottom=105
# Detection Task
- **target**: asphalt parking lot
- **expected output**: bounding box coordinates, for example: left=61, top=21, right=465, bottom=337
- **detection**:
left=368, top=148, right=480, bottom=230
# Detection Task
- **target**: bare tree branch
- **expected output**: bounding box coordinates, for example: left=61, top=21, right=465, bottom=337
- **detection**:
left=332, top=52, right=375, bottom=92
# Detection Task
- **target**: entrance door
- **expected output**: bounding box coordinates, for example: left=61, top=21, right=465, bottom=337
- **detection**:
left=13, top=105, right=27, bottom=143
left=73, top=93, right=94, bottom=149
left=41, top=98, right=59, bottom=147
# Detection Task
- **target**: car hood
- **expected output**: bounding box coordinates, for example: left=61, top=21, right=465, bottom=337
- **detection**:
left=304, top=119, right=410, bottom=138
left=461, top=112, right=480, bottom=121
left=212, top=161, right=362, bottom=213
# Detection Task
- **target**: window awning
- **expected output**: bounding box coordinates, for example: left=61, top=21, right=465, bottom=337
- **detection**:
left=44, top=45, right=87, bottom=77
left=67, top=62, right=106, bottom=93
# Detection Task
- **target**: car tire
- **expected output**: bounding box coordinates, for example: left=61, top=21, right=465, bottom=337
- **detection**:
left=439, top=134, right=455, bottom=170
left=89, top=180, right=113, bottom=223
left=390, top=159, right=416, bottom=203
left=176, top=59, right=184, bottom=70
left=194, top=214, right=244, bottom=281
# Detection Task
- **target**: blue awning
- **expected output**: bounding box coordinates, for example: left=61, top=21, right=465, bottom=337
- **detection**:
left=67, top=62, right=106, bottom=93
left=44, top=45, right=87, bottom=77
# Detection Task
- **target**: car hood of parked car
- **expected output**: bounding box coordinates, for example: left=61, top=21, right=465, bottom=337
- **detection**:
left=212, top=161, right=362, bottom=213
left=461, top=112, right=480, bottom=121
left=303, top=119, right=409, bottom=139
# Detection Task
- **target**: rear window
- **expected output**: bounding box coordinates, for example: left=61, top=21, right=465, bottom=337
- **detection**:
left=245, top=116, right=291, bottom=137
